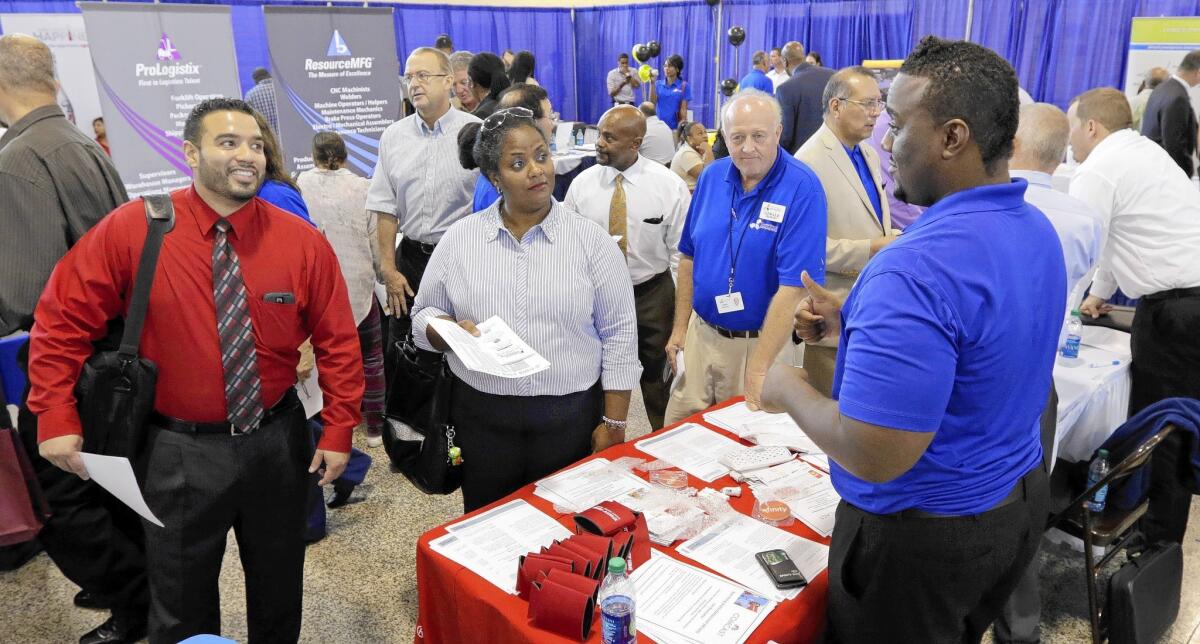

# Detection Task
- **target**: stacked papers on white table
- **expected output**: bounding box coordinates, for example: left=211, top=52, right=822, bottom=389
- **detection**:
left=533, top=458, right=651, bottom=513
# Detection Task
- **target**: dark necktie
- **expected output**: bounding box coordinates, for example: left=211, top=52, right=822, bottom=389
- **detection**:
left=212, top=218, right=264, bottom=432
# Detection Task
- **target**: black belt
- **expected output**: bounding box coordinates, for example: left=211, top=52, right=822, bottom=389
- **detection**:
left=1141, top=286, right=1200, bottom=301
left=400, top=236, right=437, bottom=256
left=613, top=100, right=633, bottom=106
left=892, top=468, right=1035, bottom=520
left=151, top=389, right=300, bottom=436
left=700, top=317, right=760, bottom=339
left=633, top=270, right=671, bottom=297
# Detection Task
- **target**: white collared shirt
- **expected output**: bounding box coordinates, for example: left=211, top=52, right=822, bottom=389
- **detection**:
left=1011, top=170, right=1104, bottom=314
left=641, top=116, right=677, bottom=165
left=365, top=107, right=481, bottom=244
left=563, top=154, right=691, bottom=285
left=1069, top=129, right=1200, bottom=299
left=767, top=68, right=790, bottom=91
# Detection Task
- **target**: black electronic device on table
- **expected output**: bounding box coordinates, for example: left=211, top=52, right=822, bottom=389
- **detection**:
left=755, top=549, right=808, bottom=589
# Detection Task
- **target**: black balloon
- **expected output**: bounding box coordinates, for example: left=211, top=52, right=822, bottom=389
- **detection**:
left=706, top=0, right=720, bottom=6
left=728, top=26, right=746, bottom=47
left=647, top=41, right=661, bottom=58
left=721, top=78, right=738, bottom=97
left=634, top=45, right=650, bottom=63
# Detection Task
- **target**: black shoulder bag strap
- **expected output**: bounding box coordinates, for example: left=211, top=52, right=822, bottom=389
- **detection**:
left=117, top=194, right=175, bottom=362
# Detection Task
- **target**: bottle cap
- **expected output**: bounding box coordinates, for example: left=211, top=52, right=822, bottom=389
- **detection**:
left=608, top=557, right=626, bottom=575
left=1098, top=448, right=1109, bottom=458
left=1070, top=309, right=1081, bottom=316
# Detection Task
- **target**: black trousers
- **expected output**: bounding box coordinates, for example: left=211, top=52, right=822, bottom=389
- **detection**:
left=635, top=271, right=674, bottom=430
left=450, top=378, right=603, bottom=513
left=825, top=466, right=1049, bottom=644
left=141, top=393, right=311, bottom=644
left=385, top=238, right=436, bottom=389
left=1131, top=291, right=1200, bottom=545
left=15, top=340, right=148, bottom=623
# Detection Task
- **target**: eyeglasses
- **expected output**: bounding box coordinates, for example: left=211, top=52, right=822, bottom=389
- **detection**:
left=403, top=72, right=449, bottom=85
left=838, top=97, right=885, bottom=114
left=482, top=107, right=535, bottom=131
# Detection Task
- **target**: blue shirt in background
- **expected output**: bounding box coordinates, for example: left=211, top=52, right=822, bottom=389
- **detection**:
left=655, top=77, right=692, bottom=131
left=473, top=174, right=501, bottom=213
left=830, top=179, right=1066, bottom=515
left=844, top=144, right=884, bottom=223
left=740, top=69, right=775, bottom=95
left=258, top=179, right=314, bottom=226
left=678, top=149, right=827, bottom=331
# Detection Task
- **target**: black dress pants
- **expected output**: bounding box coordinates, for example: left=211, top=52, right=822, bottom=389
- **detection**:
left=1130, top=291, right=1200, bottom=545
left=140, top=395, right=311, bottom=644
left=634, top=271, right=674, bottom=430
left=824, top=466, right=1049, bottom=644
left=450, top=378, right=603, bottom=513
left=384, top=238, right=435, bottom=388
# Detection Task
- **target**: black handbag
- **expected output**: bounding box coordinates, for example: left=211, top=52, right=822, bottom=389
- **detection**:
left=1106, top=541, right=1183, bottom=644
left=382, top=335, right=462, bottom=494
left=75, top=194, right=174, bottom=461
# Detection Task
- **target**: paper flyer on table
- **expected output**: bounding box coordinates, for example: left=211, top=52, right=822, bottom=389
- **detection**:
left=78, top=453, right=164, bottom=527
left=533, top=458, right=652, bottom=512
left=750, top=460, right=840, bottom=537
left=428, top=499, right=571, bottom=594
left=676, top=513, right=828, bottom=603
left=703, top=402, right=792, bottom=438
left=635, top=423, right=746, bottom=482
left=427, top=316, right=550, bottom=378
left=630, top=551, right=775, bottom=644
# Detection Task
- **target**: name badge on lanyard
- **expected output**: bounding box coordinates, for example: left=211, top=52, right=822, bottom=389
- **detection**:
left=760, top=202, right=786, bottom=223
left=715, top=292, right=745, bottom=314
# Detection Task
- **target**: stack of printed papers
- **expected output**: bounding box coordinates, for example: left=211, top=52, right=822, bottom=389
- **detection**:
left=532, top=458, right=652, bottom=513
left=636, top=423, right=748, bottom=482
left=426, top=316, right=549, bottom=378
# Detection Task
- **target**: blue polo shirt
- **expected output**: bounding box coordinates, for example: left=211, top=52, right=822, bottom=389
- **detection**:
left=473, top=175, right=500, bottom=212
left=655, top=78, right=692, bottom=131
left=740, top=69, right=775, bottom=95
left=678, top=149, right=827, bottom=331
left=844, top=144, right=883, bottom=223
left=830, top=179, right=1066, bottom=515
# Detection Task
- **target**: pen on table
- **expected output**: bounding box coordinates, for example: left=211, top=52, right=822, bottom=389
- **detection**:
left=1088, top=360, right=1120, bottom=368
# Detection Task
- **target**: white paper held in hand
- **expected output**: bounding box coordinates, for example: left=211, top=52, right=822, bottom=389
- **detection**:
left=78, top=452, right=165, bottom=527
left=427, top=315, right=550, bottom=378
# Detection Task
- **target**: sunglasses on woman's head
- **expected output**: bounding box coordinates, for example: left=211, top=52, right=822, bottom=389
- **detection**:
left=482, top=107, right=535, bottom=131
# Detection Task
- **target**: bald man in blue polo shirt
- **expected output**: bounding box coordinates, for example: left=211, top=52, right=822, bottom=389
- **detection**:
left=663, top=89, right=826, bottom=424
left=763, top=37, right=1065, bottom=642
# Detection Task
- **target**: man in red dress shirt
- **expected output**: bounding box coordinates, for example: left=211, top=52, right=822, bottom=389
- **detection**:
left=27, top=97, right=364, bottom=644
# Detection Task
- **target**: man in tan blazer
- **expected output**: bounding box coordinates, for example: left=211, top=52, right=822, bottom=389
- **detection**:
left=796, top=66, right=900, bottom=395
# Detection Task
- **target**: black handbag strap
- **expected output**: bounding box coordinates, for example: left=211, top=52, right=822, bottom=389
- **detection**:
left=118, top=194, right=175, bottom=360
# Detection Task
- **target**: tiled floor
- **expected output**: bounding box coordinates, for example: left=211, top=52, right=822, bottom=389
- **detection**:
left=3, top=391, right=1198, bottom=643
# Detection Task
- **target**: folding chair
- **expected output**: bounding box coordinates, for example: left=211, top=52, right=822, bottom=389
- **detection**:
left=1046, top=424, right=1175, bottom=644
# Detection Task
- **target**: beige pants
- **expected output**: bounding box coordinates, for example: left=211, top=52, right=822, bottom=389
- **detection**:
left=802, top=343, right=838, bottom=398
left=663, top=314, right=802, bottom=425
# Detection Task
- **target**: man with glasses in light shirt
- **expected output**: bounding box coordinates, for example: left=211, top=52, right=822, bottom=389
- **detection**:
left=370, top=47, right=481, bottom=376
left=795, top=67, right=899, bottom=396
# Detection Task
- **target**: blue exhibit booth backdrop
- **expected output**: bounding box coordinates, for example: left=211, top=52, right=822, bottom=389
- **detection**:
left=4, top=0, right=1200, bottom=126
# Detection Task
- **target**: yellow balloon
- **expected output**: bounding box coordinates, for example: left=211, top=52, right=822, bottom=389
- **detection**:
left=638, top=64, right=652, bottom=83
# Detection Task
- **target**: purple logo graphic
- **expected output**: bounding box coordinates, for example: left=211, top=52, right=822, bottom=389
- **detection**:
left=156, top=33, right=180, bottom=61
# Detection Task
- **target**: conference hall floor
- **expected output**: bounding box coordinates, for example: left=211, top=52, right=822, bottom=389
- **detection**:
left=3, top=390, right=1199, bottom=643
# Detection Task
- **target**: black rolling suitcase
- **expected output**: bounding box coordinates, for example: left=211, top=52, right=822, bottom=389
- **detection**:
left=1106, top=541, right=1183, bottom=643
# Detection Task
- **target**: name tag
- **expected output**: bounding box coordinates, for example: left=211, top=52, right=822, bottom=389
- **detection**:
left=715, top=292, right=745, bottom=314
left=760, top=202, right=786, bottom=223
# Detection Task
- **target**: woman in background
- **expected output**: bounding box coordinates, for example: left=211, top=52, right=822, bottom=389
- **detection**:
left=670, top=120, right=714, bottom=191
left=649, top=54, right=690, bottom=131
left=468, top=52, right=511, bottom=119
left=251, top=111, right=312, bottom=224
left=507, top=50, right=540, bottom=87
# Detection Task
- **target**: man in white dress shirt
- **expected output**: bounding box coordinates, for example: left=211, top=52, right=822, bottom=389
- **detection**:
left=637, top=102, right=677, bottom=165
left=368, top=47, right=481, bottom=380
left=1069, top=87, right=1200, bottom=551
left=564, top=105, right=691, bottom=428
left=767, top=48, right=790, bottom=91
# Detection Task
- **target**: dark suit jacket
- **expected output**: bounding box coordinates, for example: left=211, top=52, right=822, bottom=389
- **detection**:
left=778, top=63, right=835, bottom=154
left=1141, top=77, right=1197, bottom=178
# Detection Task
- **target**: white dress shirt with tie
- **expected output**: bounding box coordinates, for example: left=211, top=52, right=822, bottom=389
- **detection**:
left=563, top=154, right=691, bottom=285
left=1068, top=129, right=1200, bottom=299
left=1011, top=170, right=1103, bottom=313
left=365, top=108, right=481, bottom=244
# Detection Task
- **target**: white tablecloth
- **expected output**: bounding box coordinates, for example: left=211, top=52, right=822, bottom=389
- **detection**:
left=553, top=147, right=596, bottom=175
left=1052, top=326, right=1132, bottom=463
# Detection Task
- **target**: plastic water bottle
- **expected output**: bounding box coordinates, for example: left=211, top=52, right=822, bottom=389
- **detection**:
left=575, top=128, right=585, bottom=147
left=1060, top=309, right=1083, bottom=359
left=1085, top=449, right=1111, bottom=512
left=599, top=557, right=635, bottom=644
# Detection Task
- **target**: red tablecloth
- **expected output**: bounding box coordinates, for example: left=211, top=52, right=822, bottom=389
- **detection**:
left=414, top=398, right=830, bottom=643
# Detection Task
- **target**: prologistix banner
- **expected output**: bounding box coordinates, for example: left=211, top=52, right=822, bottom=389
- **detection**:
left=263, top=6, right=400, bottom=176
left=0, top=14, right=103, bottom=132
left=81, top=3, right=242, bottom=196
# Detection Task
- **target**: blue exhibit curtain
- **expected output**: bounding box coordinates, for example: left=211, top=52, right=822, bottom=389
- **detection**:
left=574, top=1, right=718, bottom=126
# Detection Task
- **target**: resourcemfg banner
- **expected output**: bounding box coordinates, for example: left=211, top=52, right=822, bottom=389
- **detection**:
left=81, top=3, right=242, bottom=196
left=263, top=6, right=401, bottom=177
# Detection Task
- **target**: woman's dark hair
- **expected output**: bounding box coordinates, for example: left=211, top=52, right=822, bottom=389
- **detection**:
left=468, top=52, right=511, bottom=100
left=473, top=110, right=545, bottom=185
left=457, top=122, right=482, bottom=171
left=677, top=120, right=703, bottom=143
left=251, top=110, right=299, bottom=192
left=712, top=129, right=729, bottom=159
left=807, top=51, right=823, bottom=66
left=666, top=54, right=685, bottom=78
left=312, top=131, right=348, bottom=170
left=508, top=51, right=536, bottom=85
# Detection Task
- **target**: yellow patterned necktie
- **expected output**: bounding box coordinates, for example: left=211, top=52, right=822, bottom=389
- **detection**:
left=609, top=174, right=627, bottom=256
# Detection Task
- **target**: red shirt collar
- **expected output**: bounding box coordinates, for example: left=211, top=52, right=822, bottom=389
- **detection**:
left=186, top=186, right=261, bottom=240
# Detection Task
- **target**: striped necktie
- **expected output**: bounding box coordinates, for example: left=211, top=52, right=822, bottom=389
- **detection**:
left=212, top=218, right=265, bottom=432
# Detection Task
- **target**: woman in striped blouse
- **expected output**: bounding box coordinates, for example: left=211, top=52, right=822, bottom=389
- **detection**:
left=411, top=107, right=641, bottom=512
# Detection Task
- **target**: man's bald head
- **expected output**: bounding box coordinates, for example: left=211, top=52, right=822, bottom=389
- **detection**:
left=596, top=104, right=645, bottom=170
left=1145, top=66, right=1169, bottom=90
left=639, top=101, right=656, bottom=117
left=0, top=34, right=57, bottom=97
left=1011, top=103, right=1069, bottom=173
left=604, top=104, right=647, bottom=137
